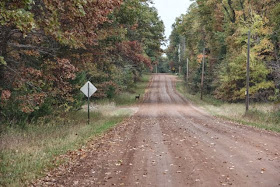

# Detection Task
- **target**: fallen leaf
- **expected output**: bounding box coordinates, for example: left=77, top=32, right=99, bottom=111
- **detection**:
left=73, top=181, right=79, bottom=185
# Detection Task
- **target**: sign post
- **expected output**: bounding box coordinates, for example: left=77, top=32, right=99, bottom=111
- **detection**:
left=80, top=81, right=97, bottom=124
left=186, top=58, right=189, bottom=85
left=88, top=82, right=90, bottom=124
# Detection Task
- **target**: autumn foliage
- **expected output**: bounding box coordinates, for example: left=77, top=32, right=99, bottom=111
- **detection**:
left=167, top=0, right=280, bottom=102
left=0, top=0, right=164, bottom=124
left=117, top=41, right=152, bottom=68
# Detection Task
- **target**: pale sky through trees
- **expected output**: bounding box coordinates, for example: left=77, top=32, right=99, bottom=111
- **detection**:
left=152, top=0, right=192, bottom=43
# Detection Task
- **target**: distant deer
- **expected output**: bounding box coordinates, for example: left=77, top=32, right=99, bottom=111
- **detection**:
left=135, top=94, right=140, bottom=100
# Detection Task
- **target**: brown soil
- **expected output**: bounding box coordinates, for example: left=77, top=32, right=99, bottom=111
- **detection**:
left=34, top=74, right=280, bottom=187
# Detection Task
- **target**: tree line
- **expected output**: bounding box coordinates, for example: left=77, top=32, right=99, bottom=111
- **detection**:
left=0, top=0, right=164, bottom=125
left=167, top=0, right=280, bottom=103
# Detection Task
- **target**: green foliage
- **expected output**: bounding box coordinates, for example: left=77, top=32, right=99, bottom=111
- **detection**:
left=113, top=74, right=150, bottom=106
left=176, top=77, right=280, bottom=132
left=168, top=0, right=279, bottom=102
left=270, top=2, right=280, bottom=31
left=216, top=11, right=275, bottom=101
left=192, top=60, right=213, bottom=94
left=216, top=52, right=274, bottom=101
left=158, top=56, right=170, bottom=73
left=0, top=2, right=36, bottom=34
left=115, top=0, right=164, bottom=66
left=0, top=0, right=164, bottom=125
left=0, top=56, right=6, bottom=66
left=71, top=71, right=88, bottom=109
left=0, top=72, right=151, bottom=186
left=270, top=89, right=280, bottom=103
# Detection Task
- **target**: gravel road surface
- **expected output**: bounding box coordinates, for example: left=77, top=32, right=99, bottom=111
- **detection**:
left=35, top=74, right=280, bottom=187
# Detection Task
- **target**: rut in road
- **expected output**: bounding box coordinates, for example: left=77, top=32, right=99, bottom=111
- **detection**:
left=36, top=74, right=280, bottom=187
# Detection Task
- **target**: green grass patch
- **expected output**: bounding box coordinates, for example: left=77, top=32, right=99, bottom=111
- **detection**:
left=0, top=112, right=125, bottom=186
left=0, top=74, right=151, bottom=186
left=114, top=74, right=150, bottom=106
left=96, top=74, right=151, bottom=106
left=176, top=78, right=280, bottom=132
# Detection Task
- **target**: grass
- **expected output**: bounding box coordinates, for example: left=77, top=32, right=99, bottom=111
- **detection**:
left=96, top=74, right=150, bottom=106
left=176, top=78, right=280, bottom=132
left=0, top=113, right=124, bottom=186
left=0, top=74, right=151, bottom=186
left=114, top=74, right=151, bottom=106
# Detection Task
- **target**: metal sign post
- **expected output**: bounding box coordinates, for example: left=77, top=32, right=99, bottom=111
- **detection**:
left=80, top=81, right=97, bottom=124
left=88, top=82, right=90, bottom=124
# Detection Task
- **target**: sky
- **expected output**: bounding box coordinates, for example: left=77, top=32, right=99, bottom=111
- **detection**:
left=152, top=0, right=192, bottom=46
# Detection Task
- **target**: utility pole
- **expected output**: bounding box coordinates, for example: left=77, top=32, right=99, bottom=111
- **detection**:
left=156, top=64, right=158, bottom=73
left=246, top=30, right=251, bottom=112
left=178, top=44, right=181, bottom=75
left=179, top=66, right=181, bottom=75
left=178, top=45, right=181, bottom=62
left=182, top=36, right=186, bottom=79
left=186, top=58, right=189, bottom=85
left=178, top=36, right=186, bottom=76
left=201, top=47, right=205, bottom=100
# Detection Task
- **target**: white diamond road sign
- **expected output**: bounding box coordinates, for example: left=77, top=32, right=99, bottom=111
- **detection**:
left=80, top=81, right=97, bottom=98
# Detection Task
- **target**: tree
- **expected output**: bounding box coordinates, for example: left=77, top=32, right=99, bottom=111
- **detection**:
left=167, top=0, right=279, bottom=102
left=0, top=0, right=165, bottom=124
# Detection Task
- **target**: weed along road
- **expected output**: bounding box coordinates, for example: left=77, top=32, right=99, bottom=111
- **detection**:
left=36, top=74, right=280, bottom=186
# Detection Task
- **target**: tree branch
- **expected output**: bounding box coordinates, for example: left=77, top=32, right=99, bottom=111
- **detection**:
left=7, top=43, right=57, bottom=57
left=222, top=0, right=236, bottom=23
left=239, top=0, right=246, bottom=21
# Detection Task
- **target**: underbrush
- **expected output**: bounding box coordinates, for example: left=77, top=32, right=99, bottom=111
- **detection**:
left=0, top=74, right=151, bottom=186
left=176, top=79, right=280, bottom=132
left=96, top=74, right=150, bottom=106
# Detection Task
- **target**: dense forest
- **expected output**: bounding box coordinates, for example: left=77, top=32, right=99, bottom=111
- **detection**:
left=1, top=1, right=280, bottom=186
left=1, top=0, right=280, bottom=126
left=0, top=0, right=164, bottom=125
left=166, top=0, right=280, bottom=102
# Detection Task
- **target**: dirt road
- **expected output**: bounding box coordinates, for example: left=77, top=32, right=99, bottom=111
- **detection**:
left=36, top=74, right=280, bottom=187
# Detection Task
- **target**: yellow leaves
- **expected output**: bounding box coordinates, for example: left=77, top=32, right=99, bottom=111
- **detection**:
left=0, top=7, right=37, bottom=34
left=197, top=53, right=207, bottom=63
left=254, top=38, right=274, bottom=58
left=235, top=10, right=243, bottom=19
left=230, top=9, right=274, bottom=61
left=0, top=56, right=7, bottom=66
left=260, top=26, right=272, bottom=36
left=62, top=103, right=73, bottom=112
